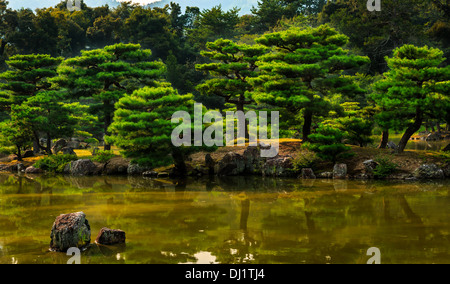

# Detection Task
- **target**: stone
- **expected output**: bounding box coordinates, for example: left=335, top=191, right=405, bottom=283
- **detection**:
left=52, top=139, right=67, bottom=154
left=67, top=141, right=81, bottom=149
left=262, top=155, right=294, bottom=177
left=61, top=147, right=76, bottom=156
left=318, top=172, right=333, bottom=179
left=387, top=141, right=397, bottom=150
left=25, top=166, right=43, bottom=174
left=104, top=157, right=129, bottom=175
left=216, top=152, right=246, bottom=176
left=333, top=164, right=347, bottom=179
left=65, top=159, right=96, bottom=176
left=243, top=146, right=264, bottom=174
left=363, top=160, right=378, bottom=174
left=142, top=171, right=158, bottom=178
left=95, top=227, right=126, bottom=245
left=17, top=163, right=26, bottom=173
left=300, top=168, right=316, bottom=179
left=50, top=212, right=91, bottom=252
left=0, top=164, right=18, bottom=172
left=413, top=164, right=445, bottom=179
left=127, top=163, right=152, bottom=175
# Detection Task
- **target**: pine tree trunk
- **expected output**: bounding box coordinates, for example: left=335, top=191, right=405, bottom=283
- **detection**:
left=378, top=130, right=389, bottom=149
left=236, top=102, right=249, bottom=141
left=104, top=108, right=112, bottom=151
left=46, top=133, right=53, bottom=155
left=172, top=147, right=187, bottom=176
left=397, top=110, right=423, bottom=153
left=16, top=145, right=22, bottom=161
left=302, top=109, right=313, bottom=142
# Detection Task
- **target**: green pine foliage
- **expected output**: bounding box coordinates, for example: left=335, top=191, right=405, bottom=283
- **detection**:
left=58, top=43, right=166, bottom=150
left=250, top=24, right=369, bottom=141
left=196, top=39, right=267, bottom=112
left=34, top=154, right=78, bottom=173
left=372, top=45, right=450, bottom=153
left=107, top=86, right=205, bottom=174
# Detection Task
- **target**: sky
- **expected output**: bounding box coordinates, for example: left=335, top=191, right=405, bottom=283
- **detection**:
left=6, top=0, right=257, bottom=14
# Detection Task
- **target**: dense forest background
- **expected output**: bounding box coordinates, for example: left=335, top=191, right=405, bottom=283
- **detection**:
left=0, top=0, right=449, bottom=168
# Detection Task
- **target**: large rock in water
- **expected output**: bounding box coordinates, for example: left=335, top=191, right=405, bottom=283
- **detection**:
left=301, top=168, right=316, bottom=179
left=262, top=156, right=294, bottom=177
left=216, top=152, right=245, bottom=176
left=50, top=212, right=91, bottom=252
left=64, top=159, right=96, bottom=176
left=413, top=164, right=445, bottom=179
left=333, top=164, right=348, bottom=179
left=95, top=228, right=126, bottom=245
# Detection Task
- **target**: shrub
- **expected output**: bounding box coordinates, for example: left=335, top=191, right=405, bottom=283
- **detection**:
left=303, top=125, right=354, bottom=163
left=293, top=149, right=319, bottom=172
left=34, top=154, right=78, bottom=173
left=91, top=150, right=115, bottom=163
left=373, top=156, right=399, bottom=179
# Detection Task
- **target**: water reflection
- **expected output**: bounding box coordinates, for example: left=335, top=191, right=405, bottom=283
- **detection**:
left=0, top=174, right=449, bottom=264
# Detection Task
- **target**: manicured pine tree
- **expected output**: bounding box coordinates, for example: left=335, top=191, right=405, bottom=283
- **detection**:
left=0, top=105, right=34, bottom=161
left=303, top=125, right=354, bottom=164
left=57, top=43, right=166, bottom=150
left=107, top=85, right=205, bottom=175
left=372, top=45, right=450, bottom=153
left=250, top=24, right=369, bottom=141
left=0, top=54, right=63, bottom=153
left=196, top=39, right=267, bottom=139
left=196, top=38, right=267, bottom=113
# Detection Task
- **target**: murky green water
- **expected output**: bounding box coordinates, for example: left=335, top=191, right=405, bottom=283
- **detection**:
left=0, top=174, right=449, bottom=264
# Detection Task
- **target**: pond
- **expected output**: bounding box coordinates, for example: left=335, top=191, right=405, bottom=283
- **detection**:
left=0, top=174, right=449, bottom=264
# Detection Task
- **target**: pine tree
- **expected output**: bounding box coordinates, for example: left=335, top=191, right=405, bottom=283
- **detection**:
left=107, top=86, right=204, bottom=175
left=0, top=54, right=63, bottom=153
left=58, top=43, right=165, bottom=150
left=303, top=125, right=354, bottom=164
left=372, top=45, right=450, bottom=153
left=250, top=25, right=369, bottom=141
left=196, top=38, right=267, bottom=113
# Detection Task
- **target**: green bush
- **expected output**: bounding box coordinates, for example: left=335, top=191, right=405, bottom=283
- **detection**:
left=293, top=149, right=319, bottom=171
left=91, top=150, right=115, bottom=163
left=373, top=156, right=399, bottom=179
left=34, top=154, right=78, bottom=173
left=303, top=125, right=354, bottom=163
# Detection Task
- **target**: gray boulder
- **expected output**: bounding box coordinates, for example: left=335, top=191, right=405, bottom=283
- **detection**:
left=363, top=159, right=378, bottom=174
left=95, top=227, right=126, bottom=245
left=262, top=155, right=294, bottom=177
left=25, top=166, right=43, bottom=174
left=387, top=141, right=397, bottom=150
left=52, top=139, right=67, bottom=154
left=50, top=212, right=91, bottom=252
left=216, top=152, right=246, bottom=176
left=61, top=147, right=76, bottom=156
left=301, top=168, right=316, bottom=179
left=413, top=164, right=445, bottom=179
left=333, top=164, right=348, bottom=179
left=318, top=172, right=333, bottom=179
left=127, top=163, right=153, bottom=175
left=65, top=159, right=96, bottom=176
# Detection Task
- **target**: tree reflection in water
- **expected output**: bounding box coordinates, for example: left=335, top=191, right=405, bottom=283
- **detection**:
left=0, top=174, right=449, bottom=264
